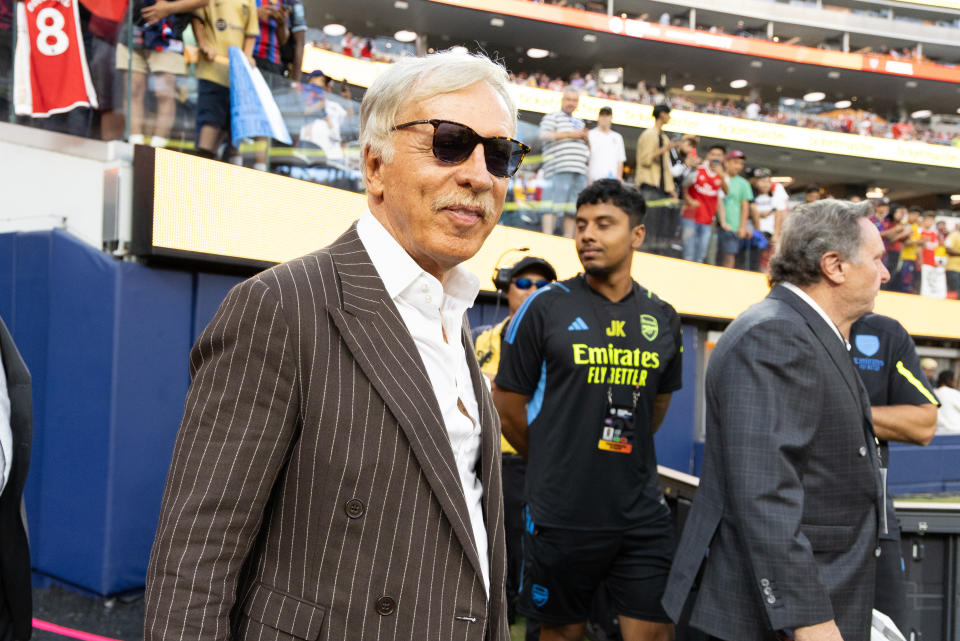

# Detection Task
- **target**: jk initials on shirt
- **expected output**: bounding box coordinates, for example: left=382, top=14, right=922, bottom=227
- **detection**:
left=605, top=320, right=626, bottom=338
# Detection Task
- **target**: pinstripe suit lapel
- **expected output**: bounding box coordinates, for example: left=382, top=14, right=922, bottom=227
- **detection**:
left=326, top=227, right=487, bottom=588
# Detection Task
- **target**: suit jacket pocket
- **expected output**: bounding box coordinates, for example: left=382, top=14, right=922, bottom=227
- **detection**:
left=800, top=523, right=855, bottom=552
left=242, top=582, right=326, bottom=641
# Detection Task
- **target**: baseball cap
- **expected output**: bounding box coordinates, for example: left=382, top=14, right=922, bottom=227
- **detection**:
left=510, top=256, right=557, bottom=282
left=872, top=196, right=890, bottom=205
left=751, top=167, right=771, bottom=178
left=726, top=150, right=746, bottom=160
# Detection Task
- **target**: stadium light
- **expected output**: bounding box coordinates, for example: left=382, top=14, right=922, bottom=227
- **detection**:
left=682, top=84, right=696, bottom=92
left=730, top=79, right=748, bottom=89
left=322, top=24, right=347, bottom=37
left=490, top=17, right=504, bottom=27
left=911, top=109, right=932, bottom=119
left=803, top=91, right=826, bottom=102
left=950, top=194, right=960, bottom=203
left=394, top=0, right=409, bottom=8
left=527, top=48, right=550, bottom=59
left=394, top=30, right=417, bottom=42
left=583, top=34, right=598, bottom=43
left=834, top=100, right=852, bottom=109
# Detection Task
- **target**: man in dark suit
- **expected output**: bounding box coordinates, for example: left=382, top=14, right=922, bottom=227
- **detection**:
left=663, top=199, right=889, bottom=641
left=145, top=50, right=530, bottom=641
left=0, top=316, right=32, bottom=641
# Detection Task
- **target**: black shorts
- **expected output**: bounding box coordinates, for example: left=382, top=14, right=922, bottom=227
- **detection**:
left=518, top=507, right=676, bottom=625
left=197, top=78, right=231, bottom=132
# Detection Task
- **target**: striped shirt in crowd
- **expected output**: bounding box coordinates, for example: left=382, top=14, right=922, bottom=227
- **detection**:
left=539, top=110, right=590, bottom=178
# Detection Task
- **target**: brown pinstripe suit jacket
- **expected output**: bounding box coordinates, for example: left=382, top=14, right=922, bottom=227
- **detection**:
left=144, top=225, right=509, bottom=641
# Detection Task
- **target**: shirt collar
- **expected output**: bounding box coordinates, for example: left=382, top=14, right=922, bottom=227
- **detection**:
left=782, top=282, right=850, bottom=350
left=356, top=210, right=480, bottom=309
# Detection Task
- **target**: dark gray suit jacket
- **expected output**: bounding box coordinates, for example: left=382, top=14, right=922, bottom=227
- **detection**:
left=145, top=226, right=508, bottom=641
left=0, top=316, right=32, bottom=641
left=662, top=285, right=882, bottom=641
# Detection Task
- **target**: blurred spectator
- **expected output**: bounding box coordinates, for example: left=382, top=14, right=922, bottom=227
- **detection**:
left=879, top=203, right=910, bottom=291
left=191, top=0, right=259, bottom=160
left=945, top=221, right=960, bottom=298
left=745, top=98, right=761, bottom=120
left=635, top=104, right=676, bottom=197
left=680, top=144, right=725, bottom=263
left=0, top=0, right=9, bottom=120
left=280, top=0, right=306, bottom=81
left=253, top=0, right=289, bottom=78
left=919, top=212, right=947, bottom=298
left=538, top=87, right=589, bottom=237
left=299, top=72, right=346, bottom=162
left=936, top=371, right=960, bottom=435
left=804, top=184, right=821, bottom=203
left=750, top=168, right=788, bottom=270
left=921, top=358, right=939, bottom=386
left=669, top=134, right=699, bottom=187
left=586, top=106, right=625, bottom=183
left=116, top=0, right=203, bottom=148
left=717, top=149, right=752, bottom=270
left=899, top=207, right=923, bottom=293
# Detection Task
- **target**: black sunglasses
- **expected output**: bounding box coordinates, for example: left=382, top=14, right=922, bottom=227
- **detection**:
left=513, top=278, right=550, bottom=290
left=392, top=119, right=530, bottom=178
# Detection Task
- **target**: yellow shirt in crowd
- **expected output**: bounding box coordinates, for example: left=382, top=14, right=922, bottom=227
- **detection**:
left=194, top=0, right=259, bottom=87
left=474, top=317, right=518, bottom=455
left=900, top=223, right=920, bottom=261
left=947, top=231, right=960, bottom=273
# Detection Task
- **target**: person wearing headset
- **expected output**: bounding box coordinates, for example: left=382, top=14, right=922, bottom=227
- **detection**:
left=475, top=255, right=557, bottom=632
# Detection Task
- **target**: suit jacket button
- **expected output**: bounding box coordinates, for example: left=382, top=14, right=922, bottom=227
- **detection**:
left=376, top=596, right=396, bottom=616
left=766, top=595, right=776, bottom=604
left=760, top=578, right=770, bottom=587
left=345, top=498, right=365, bottom=519
left=858, top=446, right=867, bottom=457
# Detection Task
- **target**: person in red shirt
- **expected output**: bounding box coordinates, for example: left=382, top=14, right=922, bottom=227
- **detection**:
left=920, top=212, right=941, bottom=267
left=680, top=144, right=726, bottom=263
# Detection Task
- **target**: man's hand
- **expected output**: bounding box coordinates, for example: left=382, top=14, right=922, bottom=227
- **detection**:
left=200, top=42, right=217, bottom=61
left=794, top=620, right=843, bottom=641
left=737, top=226, right=750, bottom=239
left=257, top=3, right=273, bottom=20
left=576, top=127, right=590, bottom=141
left=142, top=2, right=171, bottom=24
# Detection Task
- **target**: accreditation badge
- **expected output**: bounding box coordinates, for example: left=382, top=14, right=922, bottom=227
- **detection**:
left=598, top=387, right=637, bottom=454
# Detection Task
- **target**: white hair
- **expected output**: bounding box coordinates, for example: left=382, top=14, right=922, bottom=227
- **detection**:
left=358, top=50, right=517, bottom=183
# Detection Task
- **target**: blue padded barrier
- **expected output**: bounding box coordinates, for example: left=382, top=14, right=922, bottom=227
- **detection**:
left=3, top=230, right=194, bottom=595
left=889, top=434, right=960, bottom=496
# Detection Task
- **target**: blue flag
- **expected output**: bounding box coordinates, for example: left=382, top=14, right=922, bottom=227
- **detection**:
left=229, top=47, right=292, bottom=145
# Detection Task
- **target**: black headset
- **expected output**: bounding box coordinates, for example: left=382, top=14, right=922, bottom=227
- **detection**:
left=492, top=247, right=530, bottom=292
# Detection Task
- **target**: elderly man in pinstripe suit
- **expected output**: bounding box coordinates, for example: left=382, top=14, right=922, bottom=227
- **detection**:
left=145, top=50, right=530, bottom=641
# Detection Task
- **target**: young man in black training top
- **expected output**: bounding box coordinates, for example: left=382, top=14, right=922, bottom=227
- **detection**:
left=849, top=313, right=939, bottom=634
left=493, top=179, right=682, bottom=641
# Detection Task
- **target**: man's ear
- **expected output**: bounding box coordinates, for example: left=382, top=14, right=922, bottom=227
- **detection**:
left=364, top=147, right=386, bottom=200
left=631, top=223, right=646, bottom=251
left=820, top=250, right=845, bottom=285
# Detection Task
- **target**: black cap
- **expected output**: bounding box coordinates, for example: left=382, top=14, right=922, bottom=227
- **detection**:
left=598, top=106, right=613, bottom=116
left=806, top=184, right=821, bottom=193
left=510, top=256, right=557, bottom=282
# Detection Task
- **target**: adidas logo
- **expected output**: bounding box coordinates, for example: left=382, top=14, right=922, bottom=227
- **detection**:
left=568, top=317, right=589, bottom=331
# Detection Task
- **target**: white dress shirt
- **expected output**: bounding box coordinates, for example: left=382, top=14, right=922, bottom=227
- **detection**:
left=0, top=355, right=12, bottom=493
left=356, top=211, right=489, bottom=595
left=782, top=282, right=850, bottom=350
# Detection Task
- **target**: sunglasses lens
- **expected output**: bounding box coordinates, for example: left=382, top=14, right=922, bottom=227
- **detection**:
left=514, top=278, right=533, bottom=290
left=433, top=121, right=526, bottom=178
left=534, top=280, right=550, bottom=289
left=434, top=121, right=477, bottom=164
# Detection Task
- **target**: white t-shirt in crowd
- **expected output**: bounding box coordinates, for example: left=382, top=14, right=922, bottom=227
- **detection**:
left=936, top=385, right=960, bottom=435
left=753, top=183, right=790, bottom=235
left=587, top=127, right=627, bottom=183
